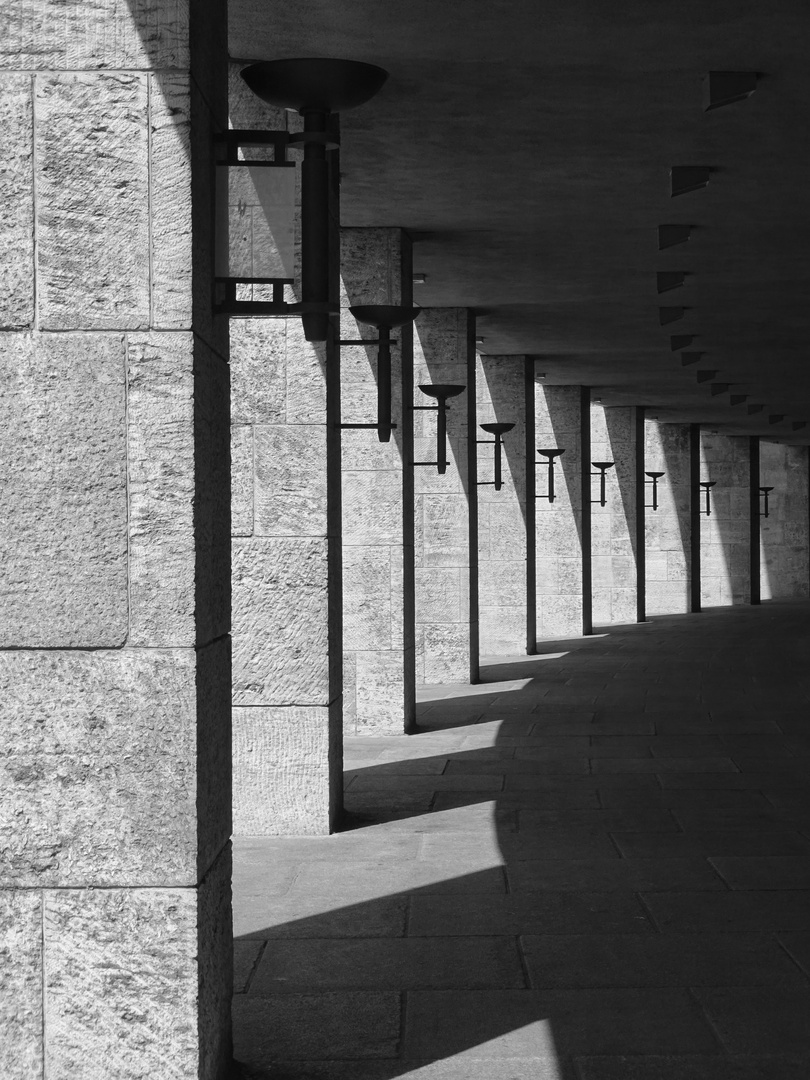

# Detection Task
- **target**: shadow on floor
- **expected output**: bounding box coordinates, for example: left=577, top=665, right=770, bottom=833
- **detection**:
left=232, top=603, right=810, bottom=1080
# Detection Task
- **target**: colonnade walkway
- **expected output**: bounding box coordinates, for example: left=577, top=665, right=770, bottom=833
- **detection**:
left=231, top=600, right=810, bottom=1080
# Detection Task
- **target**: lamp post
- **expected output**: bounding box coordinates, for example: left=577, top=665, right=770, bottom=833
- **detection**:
left=591, top=461, right=615, bottom=507
left=478, top=423, right=515, bottom=491
left=536, top=448, right=565, bottom=503
left=413, top=384, right=465, bottom=475
left=645, top=471, right=665, bottom=511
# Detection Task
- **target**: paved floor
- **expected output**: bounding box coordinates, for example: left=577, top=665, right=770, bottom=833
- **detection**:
left=232, top=601, right=810, bottom=1080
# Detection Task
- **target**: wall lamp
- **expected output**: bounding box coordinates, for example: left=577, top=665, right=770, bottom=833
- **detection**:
left=412, top=384, right=465, bottom=475
left=478, top=423, right=515, bottom=491
left=536, top=448, right=565, bottom=503
left=645, top=471, right=665, bottom=511
left=339, top=305, right=420, bottom=442
left=759, top=486, right=774, bottom=519
left=218, top=58, right=388, bottom=340
left=591, top=461, right=615, bottom=507
left=699, top=480, right=717, bottom=516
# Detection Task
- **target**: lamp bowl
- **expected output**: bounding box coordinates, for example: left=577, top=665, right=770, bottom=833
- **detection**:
left=480, top=422, right=515, bottom=436
left=645, top=471, right=665, bottom=479
left=349, top=305, right=420, bottom=330
left=241, top=58, right=388, bottom=114
left=537, top=447, right=565, bottom=459
left=592, top=461, right=615, bottom=470
left=419, top=384, right=466, bottom=401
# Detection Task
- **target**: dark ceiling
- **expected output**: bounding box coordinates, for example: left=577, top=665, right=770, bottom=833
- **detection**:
left=230, top=0, right=810, bottom=440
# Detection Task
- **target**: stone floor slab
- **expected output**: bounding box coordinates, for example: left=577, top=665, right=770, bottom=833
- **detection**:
left=507, top=858, right=726, bottom=893
left=710, top=857, right=810, bottom=890
left=693, top=986, right=810, bottom=1055
left=640, top=891, right=810, bottom=932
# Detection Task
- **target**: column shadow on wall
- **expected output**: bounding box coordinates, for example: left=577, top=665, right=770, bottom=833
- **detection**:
left=229, top=617, right=791, bottom=1079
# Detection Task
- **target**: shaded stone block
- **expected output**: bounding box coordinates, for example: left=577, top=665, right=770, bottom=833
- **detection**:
left=0, top=75, right=33, bottom=327
left=0, top=890, right=42, bottom=1080
left=36, top=73, right=150, bottom=329
left=233, top=537, right=329, bottom=705
left=230, top=319, right=286, bottom=424
left=43, top=848, right=232, bottom=1080
left=150, top=72, right=193, bottom=327
left=0, top=0, right=191, bottom=69
left=0, top=332, right=128, bottom=647
left=0, top=646, right=228, bottom=887
left=355, top=651, right=407, bottom=733
left=255, top=425, right=328, bottom=537
left=423, top=623, right=470, bottom=684
left=285, top=324, right=327, bottom=423
left=422, top=495, right=470, bottom=566
left=233, top=707, right=331, bottom=835
left=344, top=470, right=403, bottom=546
left=416, top=567, right=463, bottom=623
left=232, top=425, right=254, bottom=536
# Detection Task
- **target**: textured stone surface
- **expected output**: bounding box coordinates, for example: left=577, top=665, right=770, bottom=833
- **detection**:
left=127, top=332, right=195, bottom=645
left=232, top=538, right=329, bottom=705
left=37, top=73, right=150, bottom=328
left=477, top=354, right=527, bottom=654
left=699, top=432, right=749, bottom=607
left=591, top=405, right=637, bottom=626
left=645, top=421, right=691, bottom=615
left=232, top=425, right=254, bottom=535
left=0, top=332, right=128, bottom=647
left=0, top=890, right=42, bottom=1080
left=535, top=381, right=582, bottom=640
left=230, top=319, right=287, bottom=424
left=232, top=707, right=331, bottom=835
left=0, top=0, right=190, bottom=69
left=150, top=72, right=193, bottom=327
left=255, top=425, right=328, bottom=536
left=43, top=848, right=232, bottom=1080
left=0, top=648, right=213, bottom=887
left=0, top=75, right=33, bottom=327
left=760, top=441, right=809, bottom=600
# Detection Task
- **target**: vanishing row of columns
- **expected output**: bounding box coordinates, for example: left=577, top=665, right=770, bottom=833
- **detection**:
left=230, top=224, right=810, bottom=837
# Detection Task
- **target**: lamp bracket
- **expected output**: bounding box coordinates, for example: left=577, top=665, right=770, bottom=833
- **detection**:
left=339, top=423, right=398, bottom=431
left=217, top=128, right=340, bottom=167
left=339, top=338, right=399, bottom=346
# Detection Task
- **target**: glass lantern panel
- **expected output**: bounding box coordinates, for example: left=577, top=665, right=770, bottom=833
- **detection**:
left=215, top=164, right=295, bottom=280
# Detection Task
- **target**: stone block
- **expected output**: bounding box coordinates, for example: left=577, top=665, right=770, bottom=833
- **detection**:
left=479, top=606, right=525, bottom=656
left=0, top=647, right=228, bottom=887
left=230, top=319, right=286, bottom=424
left=355, top=651, right=406, bottom=734
left=416, top=567, right=463, bottom=622
left=536, top=556, right=559, bottom=593
left=423, top=623, right=469, bottom=684
left=340, top=428, right=402, bottom=471
left=0, top=75, right=33, bottom=327
left=413, top=439, right=467, bottom=493
left=254, top=425, right=328, bottom=537
left=540, top=595, right=582, bottom=639
left=0, top=890, right=42, bottom=1080
left=37, top=73, right=150, bottom=329
left=478, top=563, right=525, bottom=609
left=344, top=470, right=403, bottom=546
left=0, top=332, right=128, bottom=647
left=233, top=537, right=330, bottom=705
left=43, top=848, right=232, bottom=1080
left=0, top=0, right=191, bottom=69
left=150, top=72, right=193, bottom=327
left=537, top=512, right=581, bottom=557
left=285, top=324, right=327, bottom=423
left=340, top=228, right=399, bottom=306
left=422, top=494, right=469, bottom=566
left=232, top=706, right=331, bottom=834
left=344, top=547, right=393, bottom=650
left=232, top=425, right=254, bottom=536
left=127, top=333, right=196, bottom=647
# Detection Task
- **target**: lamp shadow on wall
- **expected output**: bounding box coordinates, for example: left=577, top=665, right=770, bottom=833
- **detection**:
left=229, top=628, right=727, bottom=1080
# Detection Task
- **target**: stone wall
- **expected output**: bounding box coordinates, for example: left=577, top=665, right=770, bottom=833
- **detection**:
left=0, top=3, right=232, bottom=1077
left=413, top=309, right=476, bottom=684
left=228, top=66, right=342, bottom=835
left=340, top=228, right=415, bottom=734
left=534, top=381, right=583, bottom=640
left=477, top=355, right=527, bottom=655
left=760, top=441, right=810, bottom=600
left=698, top=431, right=750, bottom=607
left=591, top=404, right=637, bottom=626
left=644, top=420, right=691, bottom=615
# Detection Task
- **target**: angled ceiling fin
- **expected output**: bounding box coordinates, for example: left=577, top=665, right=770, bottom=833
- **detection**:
left=657, top=271, right=688, bottom=293
left=671, top=166, right=711, bottom=197
left=659, top=306, right=687, bottom=325
left=710, top=383, right=730, bottom=396
left=705, top=71, right=758, bottom=111
left=747, top=404, right=765, bottom=415
left=658, top=224, right=692, bottom=249
left=696, top=370, right=717, bottom=383
left=730, top=395, right=748, bottom=406
left=768, top=414, right=785, bottom=424
left=792, top=421, right=807, bottom=431
left=671, top=335, right=695, bottom=351
left=680, top=352, right=704, bottom=366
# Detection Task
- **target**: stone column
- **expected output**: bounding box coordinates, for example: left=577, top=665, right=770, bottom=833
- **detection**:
left=644, top=420, right=692, bottom=615
left=0, top=3, right=232, bottom=1077
left=698, top=431, right=750, bottom=607
left=534, top=380, right=583, bottom=640
left=590, top=403, right=638, bottom=626
left=229, top=68, right=342, bottom=835
left=340, top=228, right=415, bottom=734
left=476, top=354, right=527, bottom=655
left=760, top=441, right=810, bottom=599
left=413, top=309, right=477, bottom=685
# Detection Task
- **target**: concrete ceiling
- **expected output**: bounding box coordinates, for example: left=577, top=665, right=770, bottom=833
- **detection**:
left=230, top=0, right=810, bottom=440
